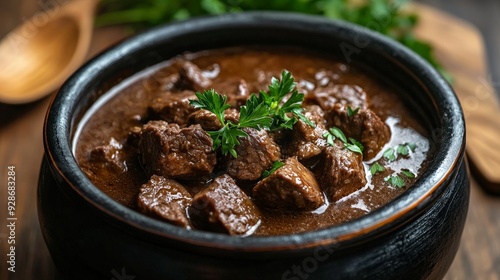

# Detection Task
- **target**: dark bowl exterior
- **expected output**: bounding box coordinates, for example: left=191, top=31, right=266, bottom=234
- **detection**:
left=39, top=12, right=469, bottom=280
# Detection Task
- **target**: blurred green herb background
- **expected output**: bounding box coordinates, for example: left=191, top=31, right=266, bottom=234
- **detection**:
left=95, top=0, right=450, bottom=81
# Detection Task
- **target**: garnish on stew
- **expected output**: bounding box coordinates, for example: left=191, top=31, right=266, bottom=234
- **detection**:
left=322, top=127, right=364, bottom=155
left=370, top=162, right=385, bottom=175
left=384, top=169, right=416, bottom=188
left=385, top=174, right=405, bottom=188
left=383, top=142, right=416, bottom=162
left=347, top=106, right=360, bottom=117
left=189, top=70, right=314, bottom=157
left=262, top=160, right=286, bottom=179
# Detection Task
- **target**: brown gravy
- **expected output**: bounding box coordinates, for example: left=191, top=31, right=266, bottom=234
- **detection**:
left=74, top=47, right=430, bottom=235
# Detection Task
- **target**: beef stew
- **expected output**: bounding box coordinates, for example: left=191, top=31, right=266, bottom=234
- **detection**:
left=74, top=47, right=430, bottom=236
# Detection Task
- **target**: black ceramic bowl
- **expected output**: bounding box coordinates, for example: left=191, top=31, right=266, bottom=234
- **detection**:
left=39, top=12, right=468, bottom=280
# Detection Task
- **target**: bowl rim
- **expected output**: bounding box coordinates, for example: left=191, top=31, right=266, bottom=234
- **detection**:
left=43, top=11, right=465, bottom=252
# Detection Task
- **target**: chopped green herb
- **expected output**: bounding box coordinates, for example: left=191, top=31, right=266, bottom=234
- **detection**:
left=370, top=162, right=385, bottom=175
left=294, top=107, right=316, bottom=128
left=383, top=143, right=416, bottom=162
left=322, top=131, right=335, bottom=147
left=262, top=160, right=285, bottom=178
left=396, top=144, right=409, bottom=156
left=407, top=143, right=417, bottom=152
left=383, top=147, right=396, bottom=162
left=396, top=143, right=416, bottom=156
left=330, top=127, right=348, bottom=143
left=384, top=169, right=415, bottom=188
left=384, top=174, right=405, bottom=188
left=401, top=169, right=415, bottom=178
left=323, top=127, right=364, bottom=155
left=347, top=106, right=360, bottom=117
left=190, top=70, right=313, bottom=157
left=346, top=138, right=364, bottom=154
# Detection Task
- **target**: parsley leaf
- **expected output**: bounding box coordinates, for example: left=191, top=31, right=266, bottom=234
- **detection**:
left=215, top=125, right=247, bottom=158
left=323, top=127, right=364, bottom=155
left=293, top=107, right=316, bottom=128
left=396, top=144, right=410, bottom=156
left=346, top=138, right=364, bottom=154
left=238, top=94, right=273, bottom=129
left=322, top=131, right=335, bottom=147
left=407, top=143, right=417, bottom=152
left=259, top=70, right=315, bottom=130
left=401, top=169, right=415, bottom=178
left=384, top=143, right=416, bottom=161
left=383, top=147, right=396, bottom=161
left=384, top=174, right=405, bottom=188
left=370, top=162, right=385, bottom=175
left=330, top=127, right=347, bottom=143
left=396, top=143, right=416, bottom=156
left=262, top=160, right=285, bottom=178
left=190, top=90, right=253, bottom=158
left=384, top=169, right=416, bottom=188
left=190, top=90, right=230, bottom=125
left=266, top=70, right=295, bottom=102
left=347, top=106, right=360, bottom=117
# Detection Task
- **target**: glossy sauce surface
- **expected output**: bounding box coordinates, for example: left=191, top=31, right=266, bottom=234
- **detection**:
left=75, top=47, right=430, bottom=235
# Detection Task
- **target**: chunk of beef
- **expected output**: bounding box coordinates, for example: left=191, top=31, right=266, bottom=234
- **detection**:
left=226, top=128, right=281, bottom=180
left=126, top=126, right=142, bottom=148
left=213, top=79, right=250, bottom=107
left=284, top=105, right=328, bottom=160
left=313, top=64, right=349, bottom=86
left=89, top=137, right=127, bottom=173
left=253, top=157, right=325, bottom=211
left=139, top=121, right=216, bottom=179
left=296, top=79, right=316, bottom=95
left=137, top=175, right=192, bottom=228
left=189, top=174, right=261, bottom=235
left=328, top=104, right=390, bottom=160
left=320, top=143, right=367, bottom=201
left=268, top=129, right=292, bottom=146
left=305, top=84, right=368, bottom=111
left=224, top=108, right=239, bottom=125
left=251, top=70, right=276, bottom=93
left=187, top=108, right=239, bottom=131
left=187, top=109, right=221, bottom=131
left=176, top=60, right=212, bottom=92
left=148, top=90, right=198, bottom=127
left=154, top=69, right=180, bottom=92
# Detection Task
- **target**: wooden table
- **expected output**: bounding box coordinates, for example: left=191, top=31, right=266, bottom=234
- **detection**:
left=416, top=0, right=500, bottom=100
left=1, top=2, right=500, bottom=280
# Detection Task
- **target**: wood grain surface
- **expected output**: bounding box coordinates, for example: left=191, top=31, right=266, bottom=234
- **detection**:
left=0, top=2, right=499, bottom=280
left=413, top=3, right=500, bottom=193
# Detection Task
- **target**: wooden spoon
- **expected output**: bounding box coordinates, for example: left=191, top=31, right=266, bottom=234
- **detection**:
left=0, top=0, right=99, bottom=104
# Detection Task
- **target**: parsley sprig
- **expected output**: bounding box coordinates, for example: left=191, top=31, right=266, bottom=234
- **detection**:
left=190, top=70, right=313, bottom=158
left=190, top=89, right=272, bottom=158
left=258, top=71, right=316, bottom=130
